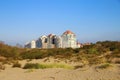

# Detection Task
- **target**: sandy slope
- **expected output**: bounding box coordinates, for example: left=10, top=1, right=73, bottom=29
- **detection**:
left=0, top=66, right=120, bottom=80
left=0, top=59, right=120, bottom=80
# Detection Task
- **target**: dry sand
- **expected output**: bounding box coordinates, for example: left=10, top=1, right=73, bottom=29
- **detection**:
left=0, top=58, right=120, bottom=80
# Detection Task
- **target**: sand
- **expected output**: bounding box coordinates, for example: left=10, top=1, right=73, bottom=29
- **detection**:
left=0, top=58, right=120, bottom=80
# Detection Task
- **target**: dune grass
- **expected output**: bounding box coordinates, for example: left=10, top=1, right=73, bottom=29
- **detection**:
left=39, top=63, right=74, bottom=69
left=98, top=63, right=113, bottom=69
left=23, top=63, right=74, bottom=69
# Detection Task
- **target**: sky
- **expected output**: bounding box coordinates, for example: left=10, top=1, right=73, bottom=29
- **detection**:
left=0, top=0, right=120, bottom=46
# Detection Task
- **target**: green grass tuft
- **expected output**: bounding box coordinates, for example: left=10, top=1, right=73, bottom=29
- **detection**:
left=23, top=63, right=74, bottom=69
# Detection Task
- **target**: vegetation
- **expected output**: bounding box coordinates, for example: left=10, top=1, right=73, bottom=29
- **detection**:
left=12, top=62, right=21, bottom=68
left=23, top=63, right=73, bottom=69
left=97, top=63, right=113, bottom=69
left=0, top=41, right=120, bottom=66
left=23, top=63, right=40, bottom=69
left=0, top=43, right=24, bottom=59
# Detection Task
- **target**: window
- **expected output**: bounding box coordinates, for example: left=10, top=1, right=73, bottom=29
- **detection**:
left=44, top=38, right=47, bottom=43
left=52, top=38, right=55, bottom=44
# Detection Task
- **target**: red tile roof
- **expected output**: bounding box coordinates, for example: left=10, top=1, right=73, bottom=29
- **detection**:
left=63, top=30, right=74, bottom=34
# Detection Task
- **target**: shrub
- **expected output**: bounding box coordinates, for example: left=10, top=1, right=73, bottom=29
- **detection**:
left=73, top=48, right=80, bottom=53
left=97, top=63, right=112, bottom=69
left=88, top=48, right=98, bottom=54
left=88, top=57, right=107, bottom=65
left=23, top=63, right=74, bottom=69
left=23, top=63, right=40, bottom=69
left=12, top=62, right=21, bottom=68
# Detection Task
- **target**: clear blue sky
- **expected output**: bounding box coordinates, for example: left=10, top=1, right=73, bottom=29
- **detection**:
left=0, top=0, right=120, bottom=46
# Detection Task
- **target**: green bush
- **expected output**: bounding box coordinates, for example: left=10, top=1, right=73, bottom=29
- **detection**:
left=23, top=63, right=74, bottom=69
left=12, top=62, right=21, bottom=68
left=88, top=48, right=98, bottom=54
left=23, top=63, right=40, bottom=69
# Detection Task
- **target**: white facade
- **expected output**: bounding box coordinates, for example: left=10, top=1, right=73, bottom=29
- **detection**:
left=25, top=30, right=80, bottom=49
left=61, top=30, right=77, bottom=48
left=56, top=36, right=62, bottom=48
left=31, top=40, right=36, bottom=48
left=40, top=35, right=48, bottom=48
left=25, top=42, right=31, bottom=48
left=25, top=40, right=36, bottom=48
left=47, top=34, right=56, bottom=48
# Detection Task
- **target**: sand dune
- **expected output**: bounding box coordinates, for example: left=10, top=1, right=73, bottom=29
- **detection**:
left=0, top=58, right=120, bottom=80
left=0, top=66, right=120, bottom=80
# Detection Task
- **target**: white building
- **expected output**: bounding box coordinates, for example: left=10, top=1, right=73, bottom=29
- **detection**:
left=61, top=30, right=77, bottom=48
left=47, top=34, right=57, bottom=48
left=25, top=42, right=31, bottom=48
left=25, top=30, right=81, bottom=49
left=25, top=40, right=36, bottom=48
left=40, top=35, right=48, bottom=48
left=56, top=36, right=62, bottom=48
left=30, top=40, right=36, bottom=48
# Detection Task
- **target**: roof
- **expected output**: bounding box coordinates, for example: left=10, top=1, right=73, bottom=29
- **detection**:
left=48, top=34, right=56, bottom=37
left=63, top=30, right=74, bottom=35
